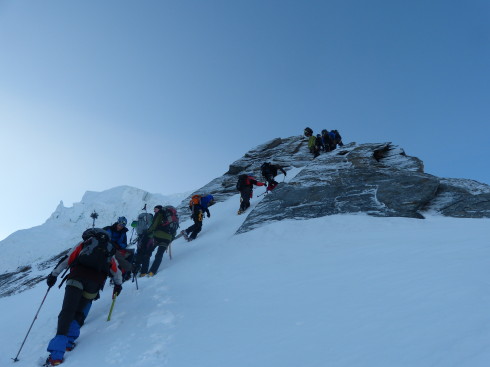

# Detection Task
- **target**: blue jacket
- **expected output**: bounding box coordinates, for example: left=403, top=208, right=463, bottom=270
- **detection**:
left=200, top=195, right=214, bottom=210
left=103, top=223, right=128, bottom=249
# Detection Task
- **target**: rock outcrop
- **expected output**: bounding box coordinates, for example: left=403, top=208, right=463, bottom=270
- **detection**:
left=176, top=135, right=490, bottom=234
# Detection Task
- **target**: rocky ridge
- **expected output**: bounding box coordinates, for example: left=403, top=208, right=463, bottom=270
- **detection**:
left=177, top=135, right=490, bottom=234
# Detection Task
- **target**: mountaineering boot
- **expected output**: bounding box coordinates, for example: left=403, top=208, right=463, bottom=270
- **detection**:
left=180, top=230, right=189, bottom=241
left=65, top=342, right=76, bottom=351
left=139, top=273, right=147, bottom=278
left=45, top=356, right=63, bottom=366
left=148, top=272, right=154, bottom=277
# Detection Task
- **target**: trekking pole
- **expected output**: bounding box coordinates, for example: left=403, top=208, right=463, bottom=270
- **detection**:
left=132, top=271, right=139, bottom=290
left=168, top=243, right=172, bottom=260
left=12, top=287, right=51, bottom=362
left=107, top=293, right=118, bottom=321
left=257, top=190, right=269, bottom=198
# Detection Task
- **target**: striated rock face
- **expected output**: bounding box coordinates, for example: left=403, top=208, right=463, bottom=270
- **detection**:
left=236, top=142, right=439, bottom=233
left=175, top=136, right=313, bottom=219
left=423, top=178, right=490, bottom=218
left=177, top=135, right=490, bottom=233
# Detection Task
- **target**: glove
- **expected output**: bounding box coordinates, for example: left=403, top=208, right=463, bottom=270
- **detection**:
left=207, top=212, right=210, bottom=218
left=113, top=284, right=122, bottom=298
left=46, top=274, right=57, bottom=287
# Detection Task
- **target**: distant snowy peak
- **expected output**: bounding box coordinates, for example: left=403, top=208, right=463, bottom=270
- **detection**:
left=48, top=185, right=188, bottom=225
left=0, top=185, right=190, bottom=279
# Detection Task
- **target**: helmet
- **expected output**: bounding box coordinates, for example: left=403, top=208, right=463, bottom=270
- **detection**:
left=117, top=216, right=128, bottom=226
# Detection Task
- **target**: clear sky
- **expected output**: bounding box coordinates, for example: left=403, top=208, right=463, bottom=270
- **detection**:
left=0, top=0, right=489, bottom=240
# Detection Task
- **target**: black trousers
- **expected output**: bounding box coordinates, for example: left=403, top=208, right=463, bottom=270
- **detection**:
left=185, top=211, right=203, bottom=239
left=57, top=280, right=99, bottom=335
left=240, top=187, right=252, bottom=211
left=134, top=236, right=154, bottom=274
left=149, top=241, right=170, bottom=274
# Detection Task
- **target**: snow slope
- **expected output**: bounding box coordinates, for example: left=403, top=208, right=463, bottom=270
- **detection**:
left=1, top=187, right=490, bottom=367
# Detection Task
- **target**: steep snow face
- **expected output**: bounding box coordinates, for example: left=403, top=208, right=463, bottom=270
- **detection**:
left=1, top=194, right=490, bottom=367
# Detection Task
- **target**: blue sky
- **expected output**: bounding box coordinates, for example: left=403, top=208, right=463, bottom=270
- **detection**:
left=0, top=0, right=489, bottom=240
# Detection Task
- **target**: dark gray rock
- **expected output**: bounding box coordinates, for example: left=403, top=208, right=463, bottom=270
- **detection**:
left=236, top=142, right=439, bottom=233
left=422, top=178, right=490, bottom=218
left=175, top=136, right=490, bottom=233
left=175, top=136, right=313, bottom=220
left=174, top=136, right=490, bottom=234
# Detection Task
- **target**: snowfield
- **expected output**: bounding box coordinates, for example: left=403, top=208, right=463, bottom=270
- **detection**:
left=1, top=190, right=490, bottom=367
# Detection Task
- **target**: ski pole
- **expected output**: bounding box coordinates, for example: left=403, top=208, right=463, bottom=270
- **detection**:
left=107, top=293, right=118, bottom=321
left=12, top=287, right=51, bottom=362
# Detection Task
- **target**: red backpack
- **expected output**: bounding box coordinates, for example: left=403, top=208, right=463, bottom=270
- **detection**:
left=159, top=206, right=180, bottom=237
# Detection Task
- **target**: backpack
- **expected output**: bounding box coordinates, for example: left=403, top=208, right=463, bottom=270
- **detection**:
left=190, top=194, right=201, bottom=206
left=261, top=162, right=271, bottom=176
left=159, top=206, right=179, bottom=237
left=332, top=129, right=342, bottom=142
left=261, top=162, right=279, bottom=178
left=315, top=134, right=323, bottom=148
left=136, top=212, right=154, bottom=236
left=304, top=127, right=313, bottom=136
left=72, top=228, right=116, bottom=273
left=236, top=174, right=249, bottom=191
